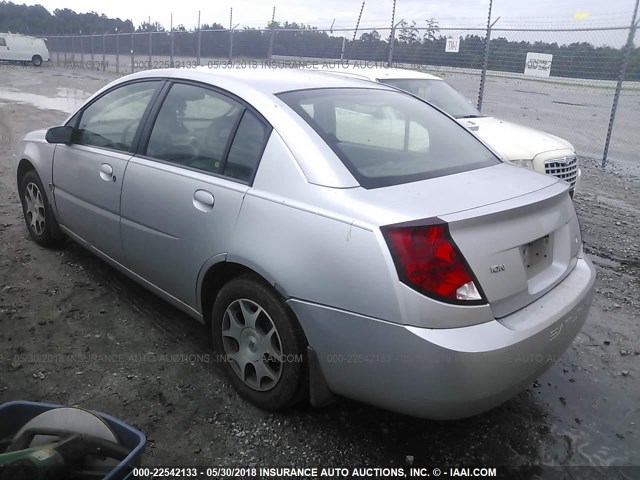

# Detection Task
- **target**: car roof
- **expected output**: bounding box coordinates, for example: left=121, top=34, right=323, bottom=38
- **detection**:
left=92, top=67, right=399, bottom=189
left=119, top=67, right=392, bottom=95
left=312, top=65, right=443, bottom=82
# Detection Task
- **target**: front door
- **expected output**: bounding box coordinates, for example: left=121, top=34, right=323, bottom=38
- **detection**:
left=52, top=80, right=162, bottom=263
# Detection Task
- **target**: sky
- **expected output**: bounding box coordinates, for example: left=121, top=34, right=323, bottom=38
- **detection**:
left=27, top=0, right=638, bottom=32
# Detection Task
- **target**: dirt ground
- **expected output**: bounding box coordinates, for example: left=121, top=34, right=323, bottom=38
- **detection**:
left=0, top=66, right=639, bottom=475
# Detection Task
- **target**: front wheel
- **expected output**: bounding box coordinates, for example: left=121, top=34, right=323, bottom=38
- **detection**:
left=211, top=274, right=307, bottom=410
left=19, top=170, right=64, bottom=248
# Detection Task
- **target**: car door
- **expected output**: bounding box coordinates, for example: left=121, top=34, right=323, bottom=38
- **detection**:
left=52, top=80, right=162, bottom=263
left=120, top=81, right=271, bottom=308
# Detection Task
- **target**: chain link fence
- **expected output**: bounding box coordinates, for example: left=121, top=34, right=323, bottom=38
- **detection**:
left=44, top=20, right=639, bottom=168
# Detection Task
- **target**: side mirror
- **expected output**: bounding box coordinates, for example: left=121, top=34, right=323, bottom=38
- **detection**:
left=45, top=126, right=74, bottom=144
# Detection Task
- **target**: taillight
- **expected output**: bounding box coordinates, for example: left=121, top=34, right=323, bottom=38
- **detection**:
left=382, top=222, right=485, bottom=304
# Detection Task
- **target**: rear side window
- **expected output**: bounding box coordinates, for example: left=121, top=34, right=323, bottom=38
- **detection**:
left=145, top=83, right=270, bottom=183
left=145, top=83, right=243, bottom=173
left=0, top=38, right=6, bottom=47
left=77, top=81, right=160, bottom=152
left=224, top=111, right=270, bottom=182
left=278, top=88, right=498, bottom=189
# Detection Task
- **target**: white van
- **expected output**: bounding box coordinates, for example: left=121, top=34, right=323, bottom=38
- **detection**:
left=0, top=33, right=50, bottom=66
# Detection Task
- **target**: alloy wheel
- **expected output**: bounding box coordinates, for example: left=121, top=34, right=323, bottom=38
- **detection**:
left=221, top=298, right=283, bottom=392
left=24, top=182, right=46, bottom=236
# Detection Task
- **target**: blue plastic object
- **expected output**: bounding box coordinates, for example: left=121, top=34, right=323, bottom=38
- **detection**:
left=0, top=401, right=146, bottom=480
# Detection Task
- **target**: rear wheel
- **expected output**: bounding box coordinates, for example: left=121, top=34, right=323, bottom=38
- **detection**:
left=211, top=274, right=307, bottom=410
left=19, top=170, right=64, bottom=248
left=31, top=55, right=43, bottom=67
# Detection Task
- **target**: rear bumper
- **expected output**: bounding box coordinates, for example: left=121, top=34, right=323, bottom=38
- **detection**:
left=289, top=256, right=595, bottom=420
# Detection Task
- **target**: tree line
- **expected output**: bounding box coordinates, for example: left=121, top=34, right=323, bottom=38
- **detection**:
left=0, top=1, right=133, bottom=35
left=2, top=1, right=638, bottom=81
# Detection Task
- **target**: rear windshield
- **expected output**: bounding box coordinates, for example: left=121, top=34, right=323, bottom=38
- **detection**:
left=278, top=88, right=498, bottom=189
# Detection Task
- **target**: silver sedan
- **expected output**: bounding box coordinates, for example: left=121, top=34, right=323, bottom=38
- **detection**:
left=14, top=68, right=595, bottom=419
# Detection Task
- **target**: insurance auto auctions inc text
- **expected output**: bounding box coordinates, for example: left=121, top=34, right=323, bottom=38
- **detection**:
left=255, top=466, right=498, bottom=477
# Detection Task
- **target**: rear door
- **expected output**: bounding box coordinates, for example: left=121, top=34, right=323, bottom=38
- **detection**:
left=0, top=36, right=15, bottom=61
left=120, top=81, right=271, bottom=308
left=52, top=80, right=162, bottom=263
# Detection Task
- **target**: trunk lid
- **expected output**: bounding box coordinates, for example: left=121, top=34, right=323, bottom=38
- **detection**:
left=441, top=179, right=581, bottom=318
left=342, top=163, right=580, bottom=318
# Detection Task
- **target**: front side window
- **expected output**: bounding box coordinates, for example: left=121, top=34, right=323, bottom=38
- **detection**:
left=76, top=81, right=160, bottom=152
left=278, top=88, right=498, bottom=189
left=0, top=37, right=7, bottom=47
left=145, top=83, right=270, bottom=183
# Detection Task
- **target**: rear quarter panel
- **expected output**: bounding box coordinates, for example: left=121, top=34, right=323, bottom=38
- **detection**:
left=227, top=131, right=401, bottom=322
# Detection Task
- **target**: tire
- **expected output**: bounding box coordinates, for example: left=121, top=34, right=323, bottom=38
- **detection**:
left=31, top=55, right=43, bottom=67
left=211, top=274, right=307, bottom=410
left=19, top=170, right=64, bottom=248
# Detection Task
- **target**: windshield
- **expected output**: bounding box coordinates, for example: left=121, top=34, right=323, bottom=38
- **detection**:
left=278, top=88, right=498, bottom=189
left=378, top=79, right=482, bottom=118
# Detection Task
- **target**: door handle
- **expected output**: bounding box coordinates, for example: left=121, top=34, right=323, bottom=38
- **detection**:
left=99, top=163, right=114, bottom=182
left=193, top=190, right=215, bottom=212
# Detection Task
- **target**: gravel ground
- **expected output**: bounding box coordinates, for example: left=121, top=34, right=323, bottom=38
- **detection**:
left=0, top=66, right=639, bottom=475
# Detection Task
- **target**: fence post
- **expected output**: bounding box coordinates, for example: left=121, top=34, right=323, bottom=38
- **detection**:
left=102, top=33, right=106, bottom=72
left=79, top=32, right=84, bottom=66
left=602, top=0, right=639, bottom=167
left=268, top=6, right=276, bottom=60
left=116, top=29, right=120, bottom=74
left=197, top=11, right=202, bottom=66
left=340, top=37, right=346, bottom=61
left=71, top=34, right=75, bottom=64
left=170, top=14, right=175, bottom=67
left=149, top=24, right=153, bottom=69
left=477, top=0, right=498, bottom=111
left=131, top=31, right=135, bottom=73
left=388, top=0, right=396, bottom=66
left=90, top=34, right=94, bottom=64
left=229, top=8, right=234, bottom=61
left=56, top=38, right=60, bottom=67
left=268, top=29, right=276, bottom=59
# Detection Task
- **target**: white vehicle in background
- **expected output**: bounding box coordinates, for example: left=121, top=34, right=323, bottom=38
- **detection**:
left=0, top=33, right=50, bottom=66
left=315, top=66, right=581, bottom=196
